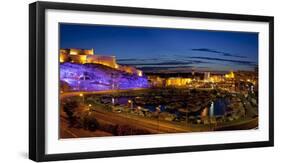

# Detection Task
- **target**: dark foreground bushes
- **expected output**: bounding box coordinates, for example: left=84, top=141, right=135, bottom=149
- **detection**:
left=63, top=101, right=151, bottom=135
left=97, top=121, right=151, bottom=136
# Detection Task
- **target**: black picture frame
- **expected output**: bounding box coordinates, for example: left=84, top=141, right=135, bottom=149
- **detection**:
left=29, top=1, right=274, bottom=162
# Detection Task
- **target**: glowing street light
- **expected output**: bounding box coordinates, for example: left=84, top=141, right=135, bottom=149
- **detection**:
left=137, top=71, right=143, bottom=77
left=79, top=93, right=84, bottom=104
left=88, top=104, right=93, bottom=111
left=128, top=100, right=133, bottom=109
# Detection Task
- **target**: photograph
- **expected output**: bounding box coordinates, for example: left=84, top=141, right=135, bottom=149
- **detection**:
left=59, top=23, right=259, bottom=139
left=27, top=1, right=274, bottom=161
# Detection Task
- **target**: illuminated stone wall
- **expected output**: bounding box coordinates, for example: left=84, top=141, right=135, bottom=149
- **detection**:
left=69, top=55, right=88, bottom=64
left=87, top=55, right=118, bottom=69
left=60, top=49, right=69, bottom=55
left=83, top=49, right=94, bottom=55
left=69, top=48, right=94, bottom=55
left=60, top=53, right=69, bottom=63
left=59, top=48, right=143, bottom=76
left=118, top=65, right=143, bottom=76
left=166, top=77, right=192, bottom=87
left=60, top=48, right=117, bottom=68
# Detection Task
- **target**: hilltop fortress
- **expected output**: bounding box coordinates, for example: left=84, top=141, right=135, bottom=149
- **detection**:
left=60, top=48, right=142, bottom=76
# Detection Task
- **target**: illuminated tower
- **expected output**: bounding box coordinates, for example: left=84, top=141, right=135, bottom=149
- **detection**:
left=204, top=72, right=210, bottom=81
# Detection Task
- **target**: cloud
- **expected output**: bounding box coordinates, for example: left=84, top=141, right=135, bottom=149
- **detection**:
left=139, top=66, right=193, bottom=72
left=117, top=57, right=211, bottom=68
left=191, top=48, right=247, bottom=58
left=120, top=60, right=207, bottom=66
left=189, top=56, right=255, bottom=65
left=117, top=58, right=159, bottom=62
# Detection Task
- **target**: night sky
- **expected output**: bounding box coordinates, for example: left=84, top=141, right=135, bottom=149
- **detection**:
left=60, top=23, right=258, bottom=73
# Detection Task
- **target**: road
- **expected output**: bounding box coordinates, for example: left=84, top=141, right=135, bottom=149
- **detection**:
left=60, top=88, right=148, bottom=99
left=60, top=104, right=200, bottom=138
left=91, top=108, right=195, bottom=133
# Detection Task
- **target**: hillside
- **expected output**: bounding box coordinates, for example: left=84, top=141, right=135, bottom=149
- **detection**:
left=60, top=62, right=149, bottom=91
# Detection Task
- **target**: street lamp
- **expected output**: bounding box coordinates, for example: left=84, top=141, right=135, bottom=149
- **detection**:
left=88, top=104, right=93, bottom=112
left=79, top=93, right=84, bottom=104
left=128, top=100, right=133, bottom=110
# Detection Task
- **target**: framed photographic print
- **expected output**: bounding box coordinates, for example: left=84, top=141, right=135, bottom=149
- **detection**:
left=29, top=1, right=274, bottom=162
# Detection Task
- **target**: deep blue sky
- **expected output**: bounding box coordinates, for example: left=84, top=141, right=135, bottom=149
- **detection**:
left=60, top=23, right=258, bottom=72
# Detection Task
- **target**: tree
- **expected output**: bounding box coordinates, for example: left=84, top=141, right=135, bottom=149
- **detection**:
left=63, top=101, right=79, bottom=127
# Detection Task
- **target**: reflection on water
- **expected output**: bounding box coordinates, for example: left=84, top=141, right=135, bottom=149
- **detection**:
left=209, top=101, right=214, bottom=117
left=201, top=98, right=229, bottom=117
left=107, top=96, right=229, bottom=118
left=213, top=98, right=229, bottom=116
